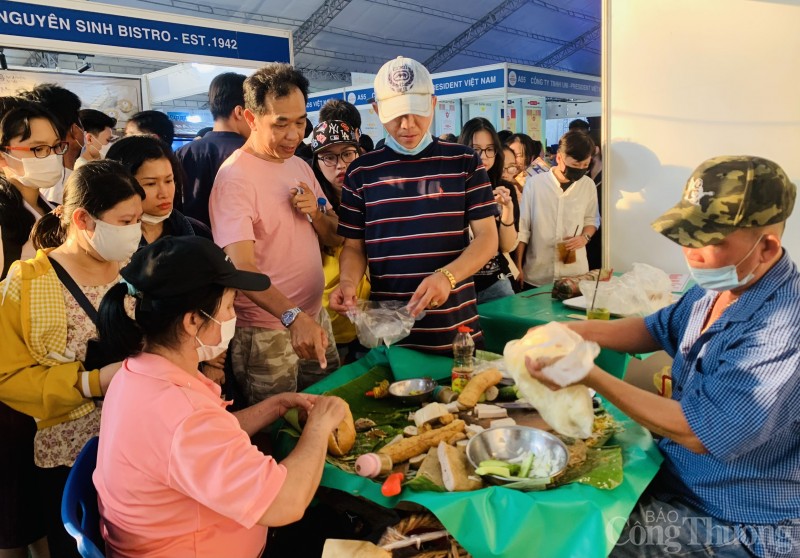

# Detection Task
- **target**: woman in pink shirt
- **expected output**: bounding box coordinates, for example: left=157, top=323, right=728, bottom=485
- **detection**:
left=94, top=236, right=347, bottom=558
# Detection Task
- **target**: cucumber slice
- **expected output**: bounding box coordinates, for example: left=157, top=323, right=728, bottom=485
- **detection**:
left=475, top=466, right=513, bottom=477
left=479, top=460, right=520, bottom=475
left=519, top=452, right=535, bottom=479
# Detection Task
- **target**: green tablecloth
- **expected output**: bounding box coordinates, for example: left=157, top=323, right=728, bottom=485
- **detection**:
left=276, top=347, right=663, bottom=558
left=478, top=284, right=633, bottom=379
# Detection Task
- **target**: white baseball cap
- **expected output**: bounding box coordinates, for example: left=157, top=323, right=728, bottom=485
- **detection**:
left=373, top=56, right=435, bottom=124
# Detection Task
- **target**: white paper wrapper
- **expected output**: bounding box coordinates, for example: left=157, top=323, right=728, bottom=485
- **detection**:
left=504, top=322, right=599, bottom=438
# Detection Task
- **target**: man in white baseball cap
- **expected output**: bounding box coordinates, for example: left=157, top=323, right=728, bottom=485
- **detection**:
left=330, top=56, right=499, bottom=355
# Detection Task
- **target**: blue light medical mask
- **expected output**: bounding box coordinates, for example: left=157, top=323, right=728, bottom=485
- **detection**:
left=385, top=133, right=433, bottom=156
left=686, top=235, right=763, bottom=291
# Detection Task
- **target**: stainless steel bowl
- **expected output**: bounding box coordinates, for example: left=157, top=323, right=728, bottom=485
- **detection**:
left=466, top=426, right=569, bottom=484
left=388, top=378, right=437, bottom=405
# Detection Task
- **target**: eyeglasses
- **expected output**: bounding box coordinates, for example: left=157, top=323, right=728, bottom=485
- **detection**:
left=318, top=149, right=359, bottom=167
left=503, top=164, right=520, bottom=174
left=472, top=146, right=496, bottom=158
left=4, top=142, right=69, bottom=159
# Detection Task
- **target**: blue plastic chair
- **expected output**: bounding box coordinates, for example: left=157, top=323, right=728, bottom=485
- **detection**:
left=61, top=436, right=105, bottom=558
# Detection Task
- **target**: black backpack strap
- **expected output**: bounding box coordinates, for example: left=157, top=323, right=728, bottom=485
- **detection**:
left=49, top=257, right=98, bottom=325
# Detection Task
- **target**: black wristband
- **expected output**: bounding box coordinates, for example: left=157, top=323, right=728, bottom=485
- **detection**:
left=500, top=220, right=515, bottom=227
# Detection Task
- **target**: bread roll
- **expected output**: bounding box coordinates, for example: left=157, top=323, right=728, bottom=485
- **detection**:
left=327, top=404, right=356, bottom=456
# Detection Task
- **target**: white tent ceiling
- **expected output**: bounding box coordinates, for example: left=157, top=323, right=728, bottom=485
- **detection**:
left=87, top=0, right=601, bottom=90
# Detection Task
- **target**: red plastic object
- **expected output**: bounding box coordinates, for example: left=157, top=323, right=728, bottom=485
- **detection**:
left=381, top=472, right=404, bottom=497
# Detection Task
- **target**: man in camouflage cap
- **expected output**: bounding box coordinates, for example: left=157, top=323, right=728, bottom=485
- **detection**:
left=652, top=155, right=795, bottom=247
left=527, top=155, right=800, bottom=557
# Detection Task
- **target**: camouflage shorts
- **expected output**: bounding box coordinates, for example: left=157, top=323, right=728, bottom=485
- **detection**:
left=230, top=309, right=340, bottom=405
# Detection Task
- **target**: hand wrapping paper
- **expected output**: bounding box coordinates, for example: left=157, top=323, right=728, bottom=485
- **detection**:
left=504, top=322, right=600, bottom=438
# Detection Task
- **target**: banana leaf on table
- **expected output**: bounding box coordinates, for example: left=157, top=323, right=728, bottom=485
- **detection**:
left=274, top=348, right=664, bottom=558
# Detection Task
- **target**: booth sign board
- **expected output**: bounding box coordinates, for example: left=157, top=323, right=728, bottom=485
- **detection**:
left=507, top=67, right=600, bottom=100
left=306, top=91, right=345, bottom=113
left=0, top=0, right=291, bottom=67
left=433, top=68, right=505, bottom=98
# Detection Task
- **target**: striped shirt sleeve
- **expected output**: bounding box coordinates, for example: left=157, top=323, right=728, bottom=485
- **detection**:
left=337, top=172, right=365, bottom=239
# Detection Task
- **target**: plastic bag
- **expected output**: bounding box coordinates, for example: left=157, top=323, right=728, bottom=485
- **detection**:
left=504, top=322, right=600, bottom=438
left=579, top=263, right=672, bottom=317
left=346, top=300, right=422, bottom=348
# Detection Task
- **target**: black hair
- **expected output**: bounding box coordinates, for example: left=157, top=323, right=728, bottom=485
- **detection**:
left=1, top=97, right=64, bottom=148
left=78, top=109, right=117, bottom=136
left=530, top=139, right=543, bottom=160
left=497, top=130, right=513, bottom=143
left=558, top=130, right=595, bottom=162
left=128, top=110, right=175, bottom=146
left=244, top=64, right=310, bottom=116
left=359, top=133, right=374, bottom=153
left=319, top=99, right=361, bottom=131
left=506, top=133, right=536, bottom=167
left=439, top=133, right=457, bottom=143
left=458, top=117, right=505, bottom=187
left=208, top=72, right=247, bottom=120
left=568, top=118, right=590, bottom=132
left=23, top=83, right=82, bottom=132
left=304, top=119, right=313, bottom=139
left=106, top=135, right=175, bottom=177
left=98, top=282, right=224, bottom=360
left=31, top=160, right=145, bottom=250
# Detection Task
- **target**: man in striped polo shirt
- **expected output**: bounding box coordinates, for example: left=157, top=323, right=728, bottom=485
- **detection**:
left=330, top=56, right=498, bottom=353
left=529, top=156, right=799, bottom=557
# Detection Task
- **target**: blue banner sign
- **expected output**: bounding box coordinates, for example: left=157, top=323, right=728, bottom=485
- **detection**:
left=345, top=88, right=373, bottom=107
left=433, top=69, right=504, bottom=97
left=507, top=69, right=600, bottom=98
left=0, top=2, right=290, bottom=64
left=306, top=91, right=345, bottom=112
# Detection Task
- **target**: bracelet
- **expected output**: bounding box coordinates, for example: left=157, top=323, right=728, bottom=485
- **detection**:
left=500, top=220, right=515, bottom=227
left=435, top=268, right=457, bottom=289
left=583, top=233, right=592, bottom=242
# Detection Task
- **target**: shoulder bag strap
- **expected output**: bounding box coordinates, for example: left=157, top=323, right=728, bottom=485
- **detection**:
left=48, top=257, right=98, bottom=325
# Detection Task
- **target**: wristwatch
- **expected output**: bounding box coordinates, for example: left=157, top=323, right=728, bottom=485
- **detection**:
left=280, top=306, right=303, bottom=328
left=583, top=233, right=592, bottom=242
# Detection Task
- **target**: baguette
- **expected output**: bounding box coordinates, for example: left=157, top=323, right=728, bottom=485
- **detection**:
left=378, top=420, right=466, bottom=463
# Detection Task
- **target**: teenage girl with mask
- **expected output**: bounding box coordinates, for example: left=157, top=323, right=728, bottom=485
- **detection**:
left=0, top=97, right=65, bottom=558
left=94, top=236, right=347, bottom=557
left=0, top=160, right=144, bottom=558
left=0, top=98, right=65, bottom=280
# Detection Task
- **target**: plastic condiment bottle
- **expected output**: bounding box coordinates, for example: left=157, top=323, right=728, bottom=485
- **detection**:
left=451, top=325, right=475, bottom=393
left=355, top=453, right=393, bottom=478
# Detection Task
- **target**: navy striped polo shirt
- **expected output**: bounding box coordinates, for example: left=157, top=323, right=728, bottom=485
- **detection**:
left=338, top=139, right=498, bottom=353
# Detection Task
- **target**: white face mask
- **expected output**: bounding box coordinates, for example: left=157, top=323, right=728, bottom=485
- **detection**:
left=2, top=152, right=64, bottom=189
left=141, top=211, right=171, bottom=224
left=82, top=217, right=142, bottom=262
left=196, top=311, right=236, bottom=362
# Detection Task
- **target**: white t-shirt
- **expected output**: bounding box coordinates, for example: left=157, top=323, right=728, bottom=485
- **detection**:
left=517, top=170, right=599, bottom=286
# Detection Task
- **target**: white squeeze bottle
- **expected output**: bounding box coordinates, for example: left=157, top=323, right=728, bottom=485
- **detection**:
left=451, top=326, right=475, bottom=394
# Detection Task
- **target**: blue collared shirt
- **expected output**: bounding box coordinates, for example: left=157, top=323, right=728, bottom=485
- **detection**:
left=645, top=250, right=800, bottom=525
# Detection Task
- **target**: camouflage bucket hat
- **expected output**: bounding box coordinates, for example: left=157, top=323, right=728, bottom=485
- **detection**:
left=652, top=156, right=796, bottom=247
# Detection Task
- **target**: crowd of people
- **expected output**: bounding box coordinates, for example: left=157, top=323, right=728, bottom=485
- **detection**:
left=0, top=54, right=796, bottom=558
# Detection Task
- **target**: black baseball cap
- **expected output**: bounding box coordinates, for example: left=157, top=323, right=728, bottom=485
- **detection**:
left=121, top=236, right=270, bottom=300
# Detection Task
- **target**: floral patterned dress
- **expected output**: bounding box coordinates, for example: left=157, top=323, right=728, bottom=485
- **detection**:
left=34, top=279, right=135, bottom=468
